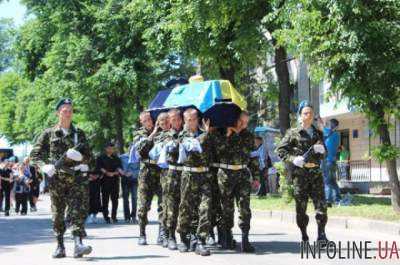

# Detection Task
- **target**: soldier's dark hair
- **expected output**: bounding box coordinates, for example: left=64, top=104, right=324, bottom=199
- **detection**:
left=255, top=136, right=263, bottom=141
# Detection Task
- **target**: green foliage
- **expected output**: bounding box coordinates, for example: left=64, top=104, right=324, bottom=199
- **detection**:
left=372, top=144, right=400, bottom=164
left=276, top=0, right=400, bottom=157
left=0, top=18, right=14, bottom=72
left=5, top=0, right=196, bottom=151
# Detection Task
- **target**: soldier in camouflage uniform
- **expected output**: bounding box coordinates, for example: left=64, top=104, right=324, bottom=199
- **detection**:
left=30, top=99, right=93, bottom=258
left=148, top=112, right=171, bottom=246
left=275, top=101, right=329, bottom=245
left=176, top=108, right=214, bottom=256
left=216, top=111, right=255, bottom=252
left=159, top=109, right=183, bottom=250
left=132, top=111, right=163, bottom=245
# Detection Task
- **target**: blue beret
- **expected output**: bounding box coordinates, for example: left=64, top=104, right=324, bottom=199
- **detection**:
left=56, top=98, right=73, bottom=111
left=298, top=100, right=313, bottom=115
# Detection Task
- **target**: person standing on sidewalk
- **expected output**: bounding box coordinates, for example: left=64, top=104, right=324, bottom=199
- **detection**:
left=276, top=101, right=329, bottom=246
left=318, top=117, right=341, bottom=207
left=0, top=160, right=13, bottom=216
left=119, top=149, right=140, bottom=223
left=30, top=98, right=93, bottom=258
left=97, top=142, right=123, bottom=224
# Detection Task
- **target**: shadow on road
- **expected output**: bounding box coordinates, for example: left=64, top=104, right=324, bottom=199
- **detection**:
left=210, top=240, right=301, bottom=255
left=84, top=254, right=169, bottom=261
left=0, top=217, right=53, bottom=252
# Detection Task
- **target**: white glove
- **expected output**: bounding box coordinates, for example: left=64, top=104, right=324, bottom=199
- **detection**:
left=293, top=156, right=305, bottom=168
left=313, top=144, right=325, bottom=154
left=74, top=164, right=89, bottom=172
left=42, top=164, right=56, bottom=177
left=66, top=149, right=83, bottom=162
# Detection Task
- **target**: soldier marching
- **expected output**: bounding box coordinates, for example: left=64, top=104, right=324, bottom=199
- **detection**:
left=26, top=93, right=330, bottom=258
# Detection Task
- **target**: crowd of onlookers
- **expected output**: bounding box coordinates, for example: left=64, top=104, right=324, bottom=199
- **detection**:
left=0, top=156, right=42, bottom=216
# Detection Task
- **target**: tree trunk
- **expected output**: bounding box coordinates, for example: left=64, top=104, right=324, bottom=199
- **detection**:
left=219, top=65, right=236, bottom=86
left=113, top=93, right=125, bottom=154
left=274, top=44, right=291, bottom=135
left=376, top=115, right=400, bottom=213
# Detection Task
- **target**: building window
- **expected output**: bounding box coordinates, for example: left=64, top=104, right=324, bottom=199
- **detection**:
left=352, top=129, right=359, bottom=139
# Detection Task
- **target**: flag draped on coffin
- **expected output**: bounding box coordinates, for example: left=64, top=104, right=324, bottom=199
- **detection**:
left=147, top=80, right=247, bottom=127
left=162, top=80, right=246, bottom=112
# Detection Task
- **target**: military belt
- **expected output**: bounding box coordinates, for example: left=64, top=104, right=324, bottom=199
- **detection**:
left=169, top=165, right=183, bottom=171
left=218, top=163, right=247, bottom=171
left=182, top=166, right=209, bottom=173
left=211, top=163, right=220, bottom=168
left=142, top=159, right=157, bottom=165
left=304, top=162, right=319, bottom=169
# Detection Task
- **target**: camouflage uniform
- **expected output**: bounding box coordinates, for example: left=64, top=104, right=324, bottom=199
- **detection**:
left=275, top=125, right=327, bottom=240
left=176, top=129, right=213, bottom=241
left=162, top=128, right=183, bottom=234
left=208, top=130, right=223, bottom=235
left=152, top=130, right=172, bottom=230
left=216, top=129, right=254, bottom=234
left=30, top=125, right=91, bottom=237
left=134, top=127, right=163, bottom=228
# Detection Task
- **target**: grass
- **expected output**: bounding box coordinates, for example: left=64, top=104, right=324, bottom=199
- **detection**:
left=250, top=194, right=400, bottom=222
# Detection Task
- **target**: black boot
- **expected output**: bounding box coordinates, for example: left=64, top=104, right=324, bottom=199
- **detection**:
left=168, top=230, right=178, bottom=250
left=73, top=236, right=92, bottom=258
left=52, top=235, right=66, bottom=258
left=207, top=228, right=216, bottom=246
left=317, top=227, right=329, bottom=247
left=138, top=224, right=147, bottom=245
left=195, top=238, right=211, bottom=256
left=157, top=224, right=165, bottom=245
left=316, top=214, right=328, bottom=247
left=222, top=229, right=236, bottom=250
left=162, top=229, right=169, bottom=248
left=241, top=232, right=255, bottom=253
left=178, top=233, right=190, bottom=253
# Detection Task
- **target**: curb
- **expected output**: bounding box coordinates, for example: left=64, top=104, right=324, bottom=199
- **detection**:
left=254, top=210, right=400, bottom=236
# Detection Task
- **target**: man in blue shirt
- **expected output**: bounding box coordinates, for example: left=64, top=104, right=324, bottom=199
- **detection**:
left=320, top=118, right=341, bottom=206
left=120, top=150, right=140, bottom=223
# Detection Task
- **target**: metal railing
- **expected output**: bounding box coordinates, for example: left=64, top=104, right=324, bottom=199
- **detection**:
left=337, top=160, right=372, bottom=182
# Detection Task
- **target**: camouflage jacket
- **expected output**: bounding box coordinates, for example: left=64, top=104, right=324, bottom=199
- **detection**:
left=276, top=124, right=325, bottom=166
left=133, top=127, right=152, bottom=159
left=178, top=129, right=214, bottom=167
left=30, top=124, right=92, bottom=169
left=163, top=128, right=182, bottom=165
left=215, top=128, right=256, bottom=166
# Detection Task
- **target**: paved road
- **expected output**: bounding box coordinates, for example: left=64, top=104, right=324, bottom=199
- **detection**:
left=0, top=195, right=399, bottom=265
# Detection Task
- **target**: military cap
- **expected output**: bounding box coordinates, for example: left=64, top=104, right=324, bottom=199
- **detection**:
left=297, top=100, right=313, bottom=115
left=55, top=98, right=73, bottom=111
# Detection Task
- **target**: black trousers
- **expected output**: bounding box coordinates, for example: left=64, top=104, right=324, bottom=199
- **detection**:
left=0, top=183, right=11, bottom=211
left=89, top=179, right=102, bottom=215
left=15, top=193, right=28, bottom=214
left=101, top=178, right=119, bottom=220
left=257, top=168, right=269, bottom=196
left=29, top=185, right=40, bottom=208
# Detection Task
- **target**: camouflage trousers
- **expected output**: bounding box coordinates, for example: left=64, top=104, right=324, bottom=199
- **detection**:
left=49, top=173, right=89, bottom=237
left=209, top=168, right=222, bottom=228
left=137, top=163, right=163, bottom=227
left=292, top=167, right=328, bottom=230
left=218, top=168, right=252, bottom=233
left=177, top=171, right=211, bottom=240
left=162, top=168, right=182, bottom=232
